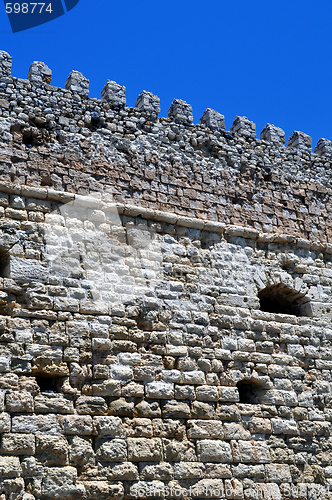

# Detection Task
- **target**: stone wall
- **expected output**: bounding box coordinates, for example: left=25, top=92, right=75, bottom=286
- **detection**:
left=0, top=51, right=331, bottom=499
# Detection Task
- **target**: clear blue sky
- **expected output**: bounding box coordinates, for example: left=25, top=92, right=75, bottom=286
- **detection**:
left=0, top=0, right=331, bottom=147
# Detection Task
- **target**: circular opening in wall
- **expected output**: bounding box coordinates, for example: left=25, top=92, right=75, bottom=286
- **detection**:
left=258, top=283, right=311, bottom=317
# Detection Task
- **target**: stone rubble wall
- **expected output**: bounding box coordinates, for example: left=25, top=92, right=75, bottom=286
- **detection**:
left=0, top=51, right=331, bottom=243
left=0, top=51, right=331, bottom=499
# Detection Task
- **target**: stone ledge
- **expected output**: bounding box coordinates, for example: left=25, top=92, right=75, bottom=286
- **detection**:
left=0, top=181, right=329, bottom=252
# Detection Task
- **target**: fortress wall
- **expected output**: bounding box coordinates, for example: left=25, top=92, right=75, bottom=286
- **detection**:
left=0, top=185, right=329, bottom=498
left=0, top=52, right=331, bottom=242
left=0, top=51, right=331, bottom=499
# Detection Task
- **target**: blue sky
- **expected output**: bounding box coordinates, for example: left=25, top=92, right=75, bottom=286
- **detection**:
left=0, top=0, right=331, bottom=148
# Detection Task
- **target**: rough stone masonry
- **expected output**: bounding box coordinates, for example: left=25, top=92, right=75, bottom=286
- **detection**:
left=0, top=49, right=331, bottom=499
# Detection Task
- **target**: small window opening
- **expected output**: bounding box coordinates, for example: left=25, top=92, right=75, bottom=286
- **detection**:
left=36, top=376, right=60, bottom=393
left=258, top=284, right=311, bottom=317
left=237, top=381, right=260, bottom=404
left=0, top=249, right=10, bottom=278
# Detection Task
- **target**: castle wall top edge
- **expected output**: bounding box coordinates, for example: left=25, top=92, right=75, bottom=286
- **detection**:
left=0, top=50, right=330, bottom=154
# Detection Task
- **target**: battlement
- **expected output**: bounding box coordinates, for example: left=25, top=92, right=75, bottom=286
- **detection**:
left=0, top=50, right=332, bottom=245
left=0, top=50, right=331, bottom=154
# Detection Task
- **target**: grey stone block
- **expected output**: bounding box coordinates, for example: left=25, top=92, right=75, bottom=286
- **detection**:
left=27, top=61, right=52, bottom=85
left=260, top=123, right=285, bottom=144
left=135, top=90, right=160, bottom=117
left=65, top=70, right=89, bottom=97
left=101, top=79, right=126, bottom=108
left=168, top=99, right=193, bottom=125
left=200, top=108, right=225, bottom=130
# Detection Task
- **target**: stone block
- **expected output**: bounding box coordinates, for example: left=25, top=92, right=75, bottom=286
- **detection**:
left=60, top=415, right=94, bottom=435
left=12, top=415, right=59, bottom=434
left=0, top=356, right=10, bottom=373
left=1, top=433, right=35, bottom=455
left=231, top=440, right=271, bottom=463
left=230, top=116, right=256, bottom=139
left=168, top=99, right=193, bottom=125
left=196, top=440, right=233, bottom=462
left=196, top=385, right=219, bottom=401
left=218, top=386, right=239, bottom=402
left=88, top=379, right=121, bottom=397
left=96, top=439, right=127, bottom=462
left=93, top=416, right=123, bottom=437
left=83, top=481, right=124, bottom=500
left=135, top=90, right=160, bottom=116
left=173, top=462, right=205, bottom=479
left=0, top=457, right=21, bottom=478
left=0, top=51, right=12, bottom=79
left=101, top=79, right=126, bottom=108
left=314, top=137, right=332, bottom=156
left=163, top=438, right=197, bottom=461
left=260, top=124, right=285, bottom=144
left=271, top=418, right=299, bottom=435
left=34, top=394, right=74, bottom=414
left=287, top=130, right=312, bottom=149
left=162, top=401, right=191, bottom=419
left=41, top=466, right=85, bottom=499
left=5, top=391, right=34, bottom=413
left=265, top=464, right=292, bottom=483
left=191, top=401, right=216, bottom=419
left=69, top=436, right=95, bottom=467
left=75, top=396, right=108, bottom=415
left=35, top=435, right=69, bottom=465
left=200, top=108, right=225, bottom=130
left=127, top=438, right=162, bottom=462
left=65, top=70, right=89, bottom=97
left=145, top=381, right=174, bottom=399
left=140, top=462, right=173, bottom=480
left=180, top=370, right=205, bottom=385
left=187, top=420, right=224, bottom=439
left=0, top=413, right=10, bottom=433
left=223, top=423, right=251, bottom=440
left=27, top=61, right=52, bottom=85
left=107, top=462, right=139, bottom=480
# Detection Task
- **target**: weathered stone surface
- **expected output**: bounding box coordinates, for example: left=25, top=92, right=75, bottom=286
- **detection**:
left=168, top=99, right=193, bottom=124
left=135, top=91, right=160, bottom=117
left=197, top=440, right=233, bottom=462
left=200, top=108, right=225, bottom=130
left=28, top=61, right=52, bottom=85
left=127, top=438, right=162, bottom=462
left=1, top=433, right=35, bottom=455
left=101, top=80, right=126, bottom=108
left=41, top=466, right=85, bottom=499
left=0, top=51, right=331, bottom=499
left=36, top=435, right=69, bottom=465
left=96, top=439, right=127, bottom=462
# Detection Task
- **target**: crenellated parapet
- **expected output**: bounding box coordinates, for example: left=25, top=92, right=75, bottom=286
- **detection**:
left=0, top=50, right=332, bottom=244
left=1, top=49, right=331, bottom=158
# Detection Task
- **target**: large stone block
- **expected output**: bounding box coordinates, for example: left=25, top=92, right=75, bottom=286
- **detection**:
left=135, top=90, right=160, bottom=117
left=127, top=438, right=163, bottom=462
left=1, top=433, right=35, bottom=455
left=197, top=440, right=233, bottom=463
left=101, top=80, right=126, bottom=108
left=168, top=99, right=193, bottom=125
left=41, top=466, right=85, bottom=499
left=28, top=61, right=52, bottom=85
left=65, top=70, right=89, bottom=97
left=200, top=108, right=225, bottom=130
left=96, top=439, right=127, bottom=462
